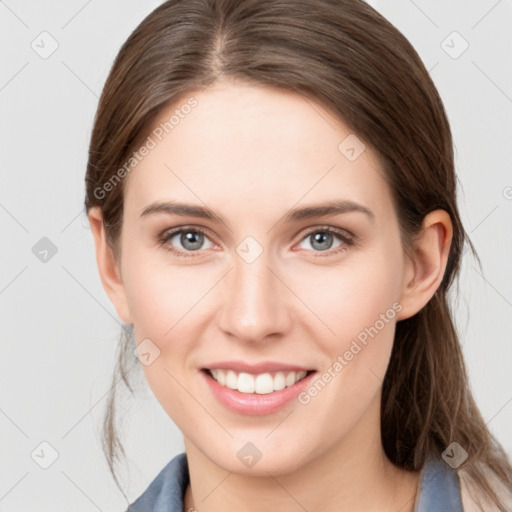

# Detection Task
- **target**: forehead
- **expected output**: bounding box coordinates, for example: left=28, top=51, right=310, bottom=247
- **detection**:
left=123, top=80, right=393, bottom=223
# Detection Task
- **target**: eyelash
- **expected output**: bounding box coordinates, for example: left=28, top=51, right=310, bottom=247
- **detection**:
left=157, top=225, right=357, bottom=259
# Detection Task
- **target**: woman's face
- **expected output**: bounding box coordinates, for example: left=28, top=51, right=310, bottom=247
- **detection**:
left=112, top=79, right=412, bottom=475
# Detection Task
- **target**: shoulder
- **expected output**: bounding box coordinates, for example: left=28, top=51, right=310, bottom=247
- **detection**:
left=127, top=452, right=189, bottom=512
left=458, top=464, right=512, bottom=512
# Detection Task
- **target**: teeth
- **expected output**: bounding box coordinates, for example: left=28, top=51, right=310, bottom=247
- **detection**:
left=274, top=372, right=286, bottom=391
left=255, top=373, right=273, bottom=394
left=209, top=369, right=309, bottom=394
left=216, top=369, right=225, bottom=386
left=238, top=372, right=255, bottom=393
left=226, top=370, right=238, bottom=390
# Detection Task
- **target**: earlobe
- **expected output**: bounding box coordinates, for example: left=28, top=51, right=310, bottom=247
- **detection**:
left=396, top=210, right=453, bottom=321
left=88, top=207, right=132, bottom=325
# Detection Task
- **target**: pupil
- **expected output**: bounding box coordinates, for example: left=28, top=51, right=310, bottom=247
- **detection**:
left=182, top=231, right=203, bottom=250
left=312, top=232, right=332, bottom=251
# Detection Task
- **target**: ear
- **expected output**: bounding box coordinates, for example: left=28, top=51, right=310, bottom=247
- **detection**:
left=396, top=209, right=453, bottom=321
left=88, top=207, right=132, bottom=325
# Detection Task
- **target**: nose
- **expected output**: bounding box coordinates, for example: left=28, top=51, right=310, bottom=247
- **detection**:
left=217, top=249, right=293, bottom=344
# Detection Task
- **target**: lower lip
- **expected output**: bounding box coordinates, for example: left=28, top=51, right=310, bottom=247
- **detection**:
left=201, top=370, right=316, bottom=416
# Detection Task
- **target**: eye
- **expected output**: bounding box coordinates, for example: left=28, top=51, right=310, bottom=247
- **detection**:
left=158, top=225, right=356, bottom=259
left=296, top=226, right=355, bottom=256
left=159, top=226, right=215, bottom=258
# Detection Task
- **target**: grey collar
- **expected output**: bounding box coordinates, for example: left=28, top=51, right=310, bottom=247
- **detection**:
left=413, top=455, right=463, bottom=512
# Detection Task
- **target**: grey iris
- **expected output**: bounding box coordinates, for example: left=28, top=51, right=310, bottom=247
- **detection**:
left=181, top=231, right=204, bottom=250
left=310, top=232, right=333, bottom=251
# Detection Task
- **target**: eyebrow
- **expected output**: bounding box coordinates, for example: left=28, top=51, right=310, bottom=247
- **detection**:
left=139, top=199, right=375, bottom=225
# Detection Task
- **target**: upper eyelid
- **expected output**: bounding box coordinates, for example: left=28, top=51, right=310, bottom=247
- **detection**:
left=303, top=225, right=354, bottom=238
left=296, top=226, right=356, bottom=249
left=161, top=224, right=355, bottom=248
left=162, top=225, right=218, bottom=244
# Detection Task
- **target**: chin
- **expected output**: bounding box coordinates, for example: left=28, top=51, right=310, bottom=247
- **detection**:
left=201, top=437, right=318, bottom=477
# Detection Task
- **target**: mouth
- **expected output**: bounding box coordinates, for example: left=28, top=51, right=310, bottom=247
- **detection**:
left=201, top=368, right=315, bottom=394
left=200, top=366, right=317, bottom=415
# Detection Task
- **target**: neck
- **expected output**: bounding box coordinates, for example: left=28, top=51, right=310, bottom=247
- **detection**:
left=183, top=396, right=420, bottom=512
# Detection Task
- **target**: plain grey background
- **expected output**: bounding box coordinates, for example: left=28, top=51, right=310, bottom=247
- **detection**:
left=1, top=1, right=511, bottom=510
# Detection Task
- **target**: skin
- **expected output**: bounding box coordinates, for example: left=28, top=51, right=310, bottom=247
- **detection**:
left=89, top=78, right=453, bottom=512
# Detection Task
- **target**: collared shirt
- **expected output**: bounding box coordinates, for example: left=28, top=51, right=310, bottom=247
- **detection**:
left=126, top=452, right=463, bottom=512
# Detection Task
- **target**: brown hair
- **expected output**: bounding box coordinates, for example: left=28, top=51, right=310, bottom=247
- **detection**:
left=84, top=0, right=512, bottom=507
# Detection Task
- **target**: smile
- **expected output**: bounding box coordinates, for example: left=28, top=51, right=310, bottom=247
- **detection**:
left=206, top=369, right=311, bottom=394
left=200, top=367, right=317, bottom=415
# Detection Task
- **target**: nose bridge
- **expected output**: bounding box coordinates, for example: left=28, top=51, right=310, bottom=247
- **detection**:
left=217, top=241, right=292, bottom=342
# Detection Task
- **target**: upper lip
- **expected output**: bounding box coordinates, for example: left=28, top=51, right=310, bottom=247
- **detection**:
left=202, top=360, right=315, bottom=374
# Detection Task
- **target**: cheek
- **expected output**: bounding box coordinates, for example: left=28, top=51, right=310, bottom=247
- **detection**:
left=288, top=242, right=404, bottom=415
left=122, top=249, right=212, bottom=342
left=122, top=255, right=207, bottom=420
left=288, top=247, right=403, bottom=349
left=122, top=254, right=219, bottom=415
left=292, top=243, right=404, bottom=423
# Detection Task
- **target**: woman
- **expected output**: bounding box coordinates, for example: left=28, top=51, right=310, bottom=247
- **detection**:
left=84, top=0, right=512, bottom=510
